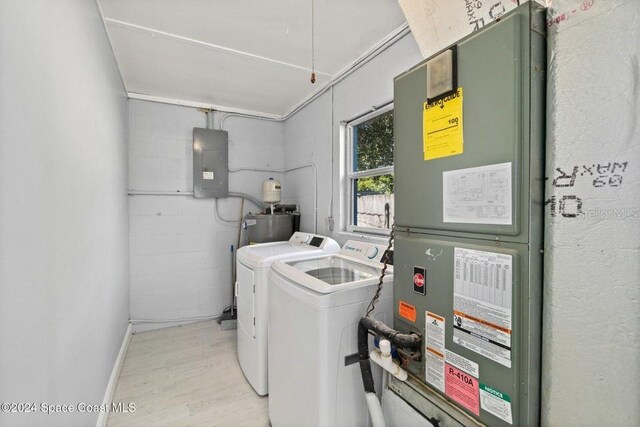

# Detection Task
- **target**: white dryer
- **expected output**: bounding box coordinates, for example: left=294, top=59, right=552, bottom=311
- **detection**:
left=268, top=240, right=394, bottom=427
left=236, top=232, right=340, bottom=396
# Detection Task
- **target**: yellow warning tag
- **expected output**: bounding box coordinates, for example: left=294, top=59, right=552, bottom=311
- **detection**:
left=423, top=87, right=464, bottom=161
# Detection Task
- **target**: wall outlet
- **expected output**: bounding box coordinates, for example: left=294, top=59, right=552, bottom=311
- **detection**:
left=325, top=216, right=335, bottom=232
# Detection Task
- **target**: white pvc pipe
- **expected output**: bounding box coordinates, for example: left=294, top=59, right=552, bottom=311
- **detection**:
left=369, top=340, right=408, bottom=381
left=128, top=190, right=194, bottom=196
left=365, top=392, right=386, bottom=427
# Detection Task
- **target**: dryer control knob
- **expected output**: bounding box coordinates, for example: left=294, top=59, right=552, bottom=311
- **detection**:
left=366, top=246, right=379, bottom=259
left=301, top=234, right=310, bottom=243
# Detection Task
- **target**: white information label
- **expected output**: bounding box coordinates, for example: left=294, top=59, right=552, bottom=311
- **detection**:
left=425, top=311, right=446, bottom=393
left=202, top=171, right=214, bottom=180
left=480, top=383, right=513, bottom=424
left=443, top=162, right=512, bottom=224
left=453, top=248, right=513, bottom=368
left=445, top=349, right=479, bottom=378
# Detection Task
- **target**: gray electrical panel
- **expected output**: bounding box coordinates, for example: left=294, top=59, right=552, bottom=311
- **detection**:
left=392, top=4, right=545, bottom=427
left=193, top=128, right=228, bottom=198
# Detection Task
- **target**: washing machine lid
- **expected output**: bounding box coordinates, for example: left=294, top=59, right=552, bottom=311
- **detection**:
left=237, top=242, right=319, bottom=268
left=272, top=254, right=392, bottom=294
left=290, top=257, right=378, bottom=284
left=237, top=234, right=340, bottom=268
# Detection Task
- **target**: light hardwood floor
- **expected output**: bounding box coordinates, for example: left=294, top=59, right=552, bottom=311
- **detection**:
left=107, top=320, right=269, bottom=427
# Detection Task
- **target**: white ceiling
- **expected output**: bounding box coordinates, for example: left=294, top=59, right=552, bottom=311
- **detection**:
left=98, top=0, right=407, bottom=117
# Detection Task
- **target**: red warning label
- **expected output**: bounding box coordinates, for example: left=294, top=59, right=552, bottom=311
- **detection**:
left=445, top=363, right=479, bottom=416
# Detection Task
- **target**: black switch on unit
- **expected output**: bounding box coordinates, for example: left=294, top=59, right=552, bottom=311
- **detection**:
left=413, top=266, right=426, bottom=295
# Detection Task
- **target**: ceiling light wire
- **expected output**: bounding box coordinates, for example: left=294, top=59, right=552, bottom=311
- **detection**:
left=310, top=0, right=316, bottom=84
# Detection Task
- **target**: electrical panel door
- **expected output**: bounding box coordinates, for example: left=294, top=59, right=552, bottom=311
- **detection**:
left=193, top=128, right=228, bottom=198
left=392, top=3, right=545, bottom=426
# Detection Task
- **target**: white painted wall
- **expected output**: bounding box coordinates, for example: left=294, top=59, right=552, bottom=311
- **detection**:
left=0, top=1, right=129, bottom=426
left=128, top=100, right=284, bottom=332
left=542, top=1, right=640, bottom=425
left=282, top=34, right=423, bottom=244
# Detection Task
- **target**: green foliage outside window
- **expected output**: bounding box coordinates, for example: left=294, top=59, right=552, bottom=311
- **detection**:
left=356, top=175, right=394, bottom=194
left=354, top=110, right=394, bottom=194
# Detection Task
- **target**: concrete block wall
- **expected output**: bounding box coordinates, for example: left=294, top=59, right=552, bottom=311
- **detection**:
left=282, top=34, right=423, bottom=244
left=281, top=91, right=332, bottom=234
left=128, top=100, right=284, bottom=332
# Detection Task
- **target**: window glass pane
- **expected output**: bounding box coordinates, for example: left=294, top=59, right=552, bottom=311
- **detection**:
left=354, top=174, right=394, bottom=229
left=354, top=110, right=394, bottom=172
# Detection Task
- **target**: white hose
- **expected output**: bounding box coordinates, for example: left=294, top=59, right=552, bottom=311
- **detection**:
left=365, top=392, right=386, bottom=427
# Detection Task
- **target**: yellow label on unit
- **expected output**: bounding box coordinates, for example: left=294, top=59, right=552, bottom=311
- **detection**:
left=423, top=87, right=464, bottom=161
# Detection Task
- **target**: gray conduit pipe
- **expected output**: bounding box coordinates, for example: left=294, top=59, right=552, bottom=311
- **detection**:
left=228, top=191, right=267, bottom=210
left=214, top=192, right=266, bottom=225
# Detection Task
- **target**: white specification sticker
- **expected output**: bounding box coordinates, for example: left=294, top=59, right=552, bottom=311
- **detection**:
left=443, top=162, right=512, bottom=225
left=480, top=383, right=513, bottom=424
left=202, top=171, right=214, bottom=180
left=425, top=311, right=446, bottom=393
left=453, top=248, right=513, bottom=368
left=445, top=349, right=479, bottom=378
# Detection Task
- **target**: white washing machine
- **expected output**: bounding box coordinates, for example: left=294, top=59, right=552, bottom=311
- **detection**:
left=236, top=232, right=339, bottom=396
left=268, top=240, right=394, bottom=427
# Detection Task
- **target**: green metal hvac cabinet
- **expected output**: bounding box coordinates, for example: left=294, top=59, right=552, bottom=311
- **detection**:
left=391, top=3, right=545, bottom=426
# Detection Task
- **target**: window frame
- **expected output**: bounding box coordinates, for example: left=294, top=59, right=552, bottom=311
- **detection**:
left=345, top=104, right=394, bottom=235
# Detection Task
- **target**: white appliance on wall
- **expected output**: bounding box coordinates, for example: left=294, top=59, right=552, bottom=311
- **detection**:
left=267, top=240, right=394, bottom=427
left=236, top=232, right=340, bottom=396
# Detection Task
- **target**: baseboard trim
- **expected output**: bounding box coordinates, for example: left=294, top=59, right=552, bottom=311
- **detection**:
left=130, top=315, right=222, bottom=333
left=96, top=322, right=133, bottom=427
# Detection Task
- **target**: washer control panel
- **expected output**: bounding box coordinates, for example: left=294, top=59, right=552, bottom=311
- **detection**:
left=340, top=240, right=392, bottom=264
left=289, top=232, right=340, bottom=251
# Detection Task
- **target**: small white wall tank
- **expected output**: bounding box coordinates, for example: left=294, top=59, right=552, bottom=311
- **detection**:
left=262, top=178, right=281, bottom=204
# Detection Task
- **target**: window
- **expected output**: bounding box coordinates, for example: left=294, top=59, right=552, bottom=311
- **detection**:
left=346, top=106, right=394, bottom=234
